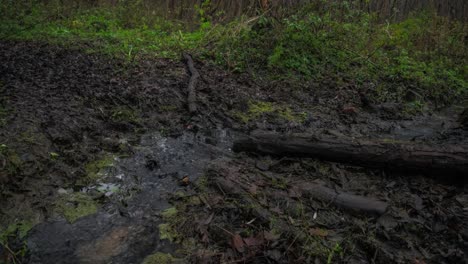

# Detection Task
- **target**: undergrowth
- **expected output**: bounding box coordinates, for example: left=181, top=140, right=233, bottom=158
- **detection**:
left=0, top=0, right=466, bottom=105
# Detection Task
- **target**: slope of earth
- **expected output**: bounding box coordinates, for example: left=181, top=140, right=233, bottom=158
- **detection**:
left=0, top=41, right=467, bottom=263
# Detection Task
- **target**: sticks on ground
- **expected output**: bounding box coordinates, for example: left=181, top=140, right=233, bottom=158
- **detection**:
left=183, top=52, right=200, bottom=114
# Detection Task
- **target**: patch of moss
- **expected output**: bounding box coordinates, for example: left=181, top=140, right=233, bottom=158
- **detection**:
left=158, top=223, right=179, bottom=242
left=18, top=130, right=46, bottom=144
left=83, top=154, right=115, bottom=184
left=110, top=106, right=141, bottom=123
left=161, top=207, right=178, bottom=219
left=142, top=252, right=184, bottom=264
left=159, top=105, right=179, bottom=112
left=0, top=221, right=34, bottom=243
left=55, top=193, right=98, bottom=223
left=0, top=145, right=22, bottom=176
left=235, top=101, right=306, bottom=123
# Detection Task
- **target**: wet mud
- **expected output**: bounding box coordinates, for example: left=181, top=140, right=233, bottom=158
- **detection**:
left=0, top=41, right=467, bottom=263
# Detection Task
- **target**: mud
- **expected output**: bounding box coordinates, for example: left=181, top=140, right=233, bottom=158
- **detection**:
left=0, top=41, right=467, bottom=263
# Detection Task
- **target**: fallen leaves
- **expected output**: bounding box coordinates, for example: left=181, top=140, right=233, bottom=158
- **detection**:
left=309, top=228, right=328, bottom=237
left=231, top=234, right=245, bottom=253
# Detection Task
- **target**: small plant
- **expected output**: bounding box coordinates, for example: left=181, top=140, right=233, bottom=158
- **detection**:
left=0, top=221, right=33, bottom=264
left=50, top=152, right=60, bottom=160
left=327, top=242, right=343, bottom=264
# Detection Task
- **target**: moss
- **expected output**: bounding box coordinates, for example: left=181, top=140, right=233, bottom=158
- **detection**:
left=235, top=101, right=306, bottom=123
left=110, top=106, right=141, bottom=123
left=161, top=207, right=178, bottom=219
left=0, top=221, right=34, bottom=243
left=17, top=130, right=47, bottom=144
left=82, top=154, right=116, bottom=184
left=158, top=223, right=179, bottom=242
left=159, top=105, right=179, bottom=112
left=142, top=252, right=185, bottom=264
left=0, top=145, right=22, bottom=176
left=55, top=193, right=98, bottom=223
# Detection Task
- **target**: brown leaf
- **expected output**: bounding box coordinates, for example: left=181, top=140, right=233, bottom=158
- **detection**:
left=270, top=207, right=283, bottom=215
left=263, top=231, right=280, bottom=241
left=248, top=184, right=258, bottom=195
left=232, top=234, right=245, bottom=253
left=243, top=236, right=264, bottom=247
left=309, top=228, right=328, bottom=237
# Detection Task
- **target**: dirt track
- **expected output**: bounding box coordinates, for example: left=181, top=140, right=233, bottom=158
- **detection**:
left=0, top=41, right=467, bottom=263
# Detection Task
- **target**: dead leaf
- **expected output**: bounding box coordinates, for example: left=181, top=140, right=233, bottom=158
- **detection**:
left=271, top=207, right=283, bottom=215
left=181, top=176, right=190, bottom=186
left=248, top=184, right=258, bottom=195
left=263, top=231, right=280, bottom=241
left=232, top=234, right=245, bottom=253
left=244, top=236, right=264, bottom=247
left=309, top=228, right=328, bottom=237
left=199, top=227, right=210, bottom=243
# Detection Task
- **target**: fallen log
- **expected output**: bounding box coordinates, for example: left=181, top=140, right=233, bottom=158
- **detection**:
left=233, top=132, right=468, bottom=176
left=210, top=166, right=387, bottom=217
left=295, top=182, right=388, bottom=215
left=182, top=52, right=199, bottom=114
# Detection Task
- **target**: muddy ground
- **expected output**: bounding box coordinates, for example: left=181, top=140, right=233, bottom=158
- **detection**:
left=0, top=41, right=467, bottom=264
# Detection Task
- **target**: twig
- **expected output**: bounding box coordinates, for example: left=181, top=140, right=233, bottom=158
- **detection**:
left=182, top=53, right=200, bottom=114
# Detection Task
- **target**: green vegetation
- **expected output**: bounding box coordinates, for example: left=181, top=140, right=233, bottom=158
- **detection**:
left=55, top=192, right=99, bottom=223
left=110, top=106, right=141, bottom=123
left=0, top=144, right=22, bottom=177
left=1, top=1, right=465, bottom=105
left=235, top=101, right=307, bottom=123
left=158, top=207, right=182, bottom=243
left=0, top=221, right=32, bottom=262
left=81, top=154, right=115, bottom=185
left=142, top=252, right=184, bottom=264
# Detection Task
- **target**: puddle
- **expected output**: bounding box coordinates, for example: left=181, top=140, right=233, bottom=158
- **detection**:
left=27, top=129, right=237, bottom=264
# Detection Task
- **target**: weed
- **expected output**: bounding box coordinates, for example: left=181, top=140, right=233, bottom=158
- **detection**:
left=327, top=242, right=343, bottom=264
left=49, top=152, right=60, bottom=160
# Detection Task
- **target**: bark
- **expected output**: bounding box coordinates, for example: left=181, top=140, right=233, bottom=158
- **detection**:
left=183, top=52, right=199, bottom=114
left=233, top=132, right=468, bottom=175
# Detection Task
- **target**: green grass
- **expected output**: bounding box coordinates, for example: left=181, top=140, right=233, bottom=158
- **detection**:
left=0, top=1, right=466, bottom=105
left=0, top=5, right=211, bottom=60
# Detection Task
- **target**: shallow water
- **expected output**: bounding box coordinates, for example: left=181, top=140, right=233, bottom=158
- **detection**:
left=27, top=129, right=236, bottom=264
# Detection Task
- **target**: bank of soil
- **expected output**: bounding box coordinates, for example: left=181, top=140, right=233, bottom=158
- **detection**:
left=0, top=41, right=467, bottom=263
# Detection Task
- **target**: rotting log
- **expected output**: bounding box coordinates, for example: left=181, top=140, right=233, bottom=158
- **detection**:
left=295, top=182, right=388, bottom=215
left=233, top=132, right=468, bottom=176
left=210, top=166, right=387, bottom=217
left=182, top=52, right=199, bottom=114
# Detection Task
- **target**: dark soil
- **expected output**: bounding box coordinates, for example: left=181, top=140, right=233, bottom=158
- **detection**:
left=0, top=41, right=467, bottom=264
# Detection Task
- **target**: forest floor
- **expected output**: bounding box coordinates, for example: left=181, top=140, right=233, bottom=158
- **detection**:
left=1, top=41, right=468, bottom=264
